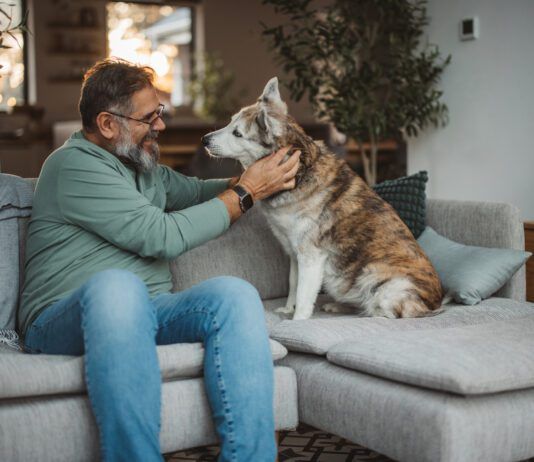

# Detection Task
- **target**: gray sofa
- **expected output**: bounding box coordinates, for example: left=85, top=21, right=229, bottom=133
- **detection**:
left=2, top=174, right=534, bottom=462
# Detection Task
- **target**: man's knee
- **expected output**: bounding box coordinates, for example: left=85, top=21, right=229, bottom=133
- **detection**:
left=205, top=276, right=264, bottom=324
left=82, top=269, right=153, bottom=325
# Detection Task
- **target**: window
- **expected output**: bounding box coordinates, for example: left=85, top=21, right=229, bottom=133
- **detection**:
left=107, top=2, right=193, bottom=108
left=0, top=0, right=26, bottom=111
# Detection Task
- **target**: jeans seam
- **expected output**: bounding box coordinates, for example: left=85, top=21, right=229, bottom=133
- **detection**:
left=161, top=305, right=238, bottom=459
left=209, top=310, right=238, bottom=461
left=80, top=292, right=108, bottom=462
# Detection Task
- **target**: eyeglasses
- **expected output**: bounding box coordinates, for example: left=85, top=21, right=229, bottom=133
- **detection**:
left=107, top=103, right=165, bottom=128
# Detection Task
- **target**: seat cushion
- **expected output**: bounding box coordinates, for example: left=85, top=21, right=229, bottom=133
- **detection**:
left=269, top=297, right=534, bottom=355
left=0, top=339, right=287, bottom=399
left=327, top=314, right=534, bottom=395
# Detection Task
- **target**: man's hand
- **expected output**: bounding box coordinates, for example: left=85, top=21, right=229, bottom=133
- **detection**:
left=238, top=146, right=301, bottom=201
left=218, top=146, right=301, bottom=224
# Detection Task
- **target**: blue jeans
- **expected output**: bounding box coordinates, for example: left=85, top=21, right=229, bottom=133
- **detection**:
left=23, top=270, right=276, bottom=462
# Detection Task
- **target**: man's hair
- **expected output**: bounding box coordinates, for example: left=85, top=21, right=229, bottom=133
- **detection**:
left=79, top=58, right=155, bottom=132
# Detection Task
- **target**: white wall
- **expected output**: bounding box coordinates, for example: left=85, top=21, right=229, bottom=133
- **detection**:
left=408, top=0, right=534, bottom=221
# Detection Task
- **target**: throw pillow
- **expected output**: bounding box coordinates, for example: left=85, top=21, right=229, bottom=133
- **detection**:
left=417, top=226, right=532, bottom=305
left=372, top=171, right=428, bottom=238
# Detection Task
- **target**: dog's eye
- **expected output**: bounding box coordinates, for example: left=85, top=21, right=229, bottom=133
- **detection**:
left=233, top=129, right=242, bottom=138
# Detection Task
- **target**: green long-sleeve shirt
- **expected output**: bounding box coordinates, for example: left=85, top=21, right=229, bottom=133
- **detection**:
left=18, top=131, right=231, bottom=339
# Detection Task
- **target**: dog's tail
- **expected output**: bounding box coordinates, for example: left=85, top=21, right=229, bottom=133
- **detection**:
left=422, top=292, right=454, bottom=317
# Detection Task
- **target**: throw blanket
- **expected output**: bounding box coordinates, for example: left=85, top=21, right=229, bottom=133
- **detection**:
left=0, top=173, right=34, bottom=350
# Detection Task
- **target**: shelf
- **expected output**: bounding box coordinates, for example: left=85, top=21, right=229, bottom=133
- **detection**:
left=47, top=23, right=100, bottom=30
left=48, top=50, right=102, bottom=56
left=47, top=77, right=84, bottom=84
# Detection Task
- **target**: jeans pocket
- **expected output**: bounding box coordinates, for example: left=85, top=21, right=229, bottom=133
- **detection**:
left=23, top=325, right=42, bottom=354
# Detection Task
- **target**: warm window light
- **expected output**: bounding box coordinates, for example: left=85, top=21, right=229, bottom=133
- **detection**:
left=107, top=2, right=192, bottom=107
left=9, top=63, right=24, bottom=89
left=0, top=0, right=24, bottom=110
left=150, top=51, right=169, bottom=77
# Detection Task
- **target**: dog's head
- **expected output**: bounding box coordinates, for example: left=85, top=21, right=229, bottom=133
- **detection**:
left=201, top=77, right=288, bottom=167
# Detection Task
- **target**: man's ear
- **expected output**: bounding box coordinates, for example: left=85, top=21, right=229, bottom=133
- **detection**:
left=95, top=112, right=119, bottom=141
left=259, top=77, right=287, bottom=115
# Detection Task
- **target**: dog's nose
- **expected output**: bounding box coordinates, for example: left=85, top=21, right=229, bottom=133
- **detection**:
left=201, top=135, right=209, bottom=146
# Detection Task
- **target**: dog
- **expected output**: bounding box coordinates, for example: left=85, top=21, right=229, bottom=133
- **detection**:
left=202, top=77, right=444, bottom=320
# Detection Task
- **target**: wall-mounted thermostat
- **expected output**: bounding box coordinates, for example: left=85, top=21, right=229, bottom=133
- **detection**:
left=460, top=17, right=479, bottom=41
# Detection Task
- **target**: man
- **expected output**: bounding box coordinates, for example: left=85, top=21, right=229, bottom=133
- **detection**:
left=18, top=58, right=300, bottom=462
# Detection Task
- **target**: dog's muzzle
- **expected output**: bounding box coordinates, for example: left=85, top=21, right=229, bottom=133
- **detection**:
left=201, top=135, right=210, bottom=147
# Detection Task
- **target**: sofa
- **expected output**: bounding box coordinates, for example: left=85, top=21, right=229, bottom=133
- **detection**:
left=0, top=174, right=298, bottom=461
left=2, top=173, right=534, bottom=462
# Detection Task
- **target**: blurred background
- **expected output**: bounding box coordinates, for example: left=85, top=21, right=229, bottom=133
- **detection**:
left=0, top=0, right=409, bottom=183
left=0, top=0, right=533, bottom=225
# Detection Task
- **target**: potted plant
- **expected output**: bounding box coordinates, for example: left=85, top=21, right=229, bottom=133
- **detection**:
left=0, top=2, right=28, bottom=72
left=188, top=52, right=247, bottom=123
left=262, top=0, right=450, bottom=185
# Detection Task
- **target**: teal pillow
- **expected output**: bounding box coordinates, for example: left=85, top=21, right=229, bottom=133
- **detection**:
left=417, top=227, right=532, bottom=305
left=373, top=171, right=427, bottom=238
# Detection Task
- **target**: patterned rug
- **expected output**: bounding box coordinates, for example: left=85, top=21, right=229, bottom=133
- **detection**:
left=164, top=423, right=393, bottom=461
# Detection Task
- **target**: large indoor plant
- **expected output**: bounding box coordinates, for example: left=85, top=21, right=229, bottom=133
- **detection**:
left=262, top=0, right=450, bottom=185
left=0, top=2, right=28, bottom=72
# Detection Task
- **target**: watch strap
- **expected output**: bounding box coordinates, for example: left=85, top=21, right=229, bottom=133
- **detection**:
left=232, top=185, right=254, bottom=213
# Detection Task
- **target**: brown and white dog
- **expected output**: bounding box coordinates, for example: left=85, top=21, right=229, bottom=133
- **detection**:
left=202, top=77, right=444, bottom=320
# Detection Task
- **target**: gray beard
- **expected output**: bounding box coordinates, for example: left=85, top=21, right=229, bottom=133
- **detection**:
left=114, top=126, right=160, bottom=173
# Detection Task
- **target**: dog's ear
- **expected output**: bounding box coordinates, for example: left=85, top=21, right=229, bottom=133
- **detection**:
left=255, top=107, right=284, bottom=142
left=259, top=77, right=287, bottom=114
left=256, top=109, right=268, bottom=132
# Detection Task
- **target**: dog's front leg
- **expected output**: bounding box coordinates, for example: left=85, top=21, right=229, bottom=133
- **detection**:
left=293, top=253, right=326, bottom=320
left=275, top=255, right=298, bottom=314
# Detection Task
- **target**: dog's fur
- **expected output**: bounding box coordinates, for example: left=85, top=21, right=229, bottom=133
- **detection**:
left=203, top=77, right=444, bottom=320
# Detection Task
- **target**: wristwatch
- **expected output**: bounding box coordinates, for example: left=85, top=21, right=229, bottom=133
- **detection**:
left=232, top=185, right=254, bottom=213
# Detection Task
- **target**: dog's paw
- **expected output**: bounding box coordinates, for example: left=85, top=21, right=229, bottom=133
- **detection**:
left=275, top=305, right=295, bottom=314
left=322, top=302, right=353, bottom=314
left=292, top=311, right=312, bottom=321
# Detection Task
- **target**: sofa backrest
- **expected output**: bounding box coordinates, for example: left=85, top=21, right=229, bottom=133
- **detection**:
left=1, top=176, right=526, bottom=334
left=170, top=207, right=290, bottom=299
left=0, top=175, right=36, bottom=331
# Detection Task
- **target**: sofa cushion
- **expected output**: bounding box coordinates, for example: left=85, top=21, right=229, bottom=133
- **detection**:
left=426, top=198, right=526, bottom=301
left=372, top=170, right=428, bottom=238
left=170, top=206, right=290, bottom=300
left=327, top=314, right=534, bottom=395
left=269, top=297, right=534, bottom=355
left=418, top=226, right=531, bottom=305
left=0, top=339, right=287, bottom=399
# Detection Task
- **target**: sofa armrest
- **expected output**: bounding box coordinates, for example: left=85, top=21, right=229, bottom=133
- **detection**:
left=426, top=199, right=526, bottom=301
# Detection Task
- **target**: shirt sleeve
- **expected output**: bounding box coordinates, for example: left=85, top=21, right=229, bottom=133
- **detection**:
left=57, top=157, right=230, bottom=260
left=158, top=165, right=231, bottom=211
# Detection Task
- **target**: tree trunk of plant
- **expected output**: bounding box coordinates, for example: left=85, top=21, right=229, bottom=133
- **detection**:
left=356, top=139, right=374, bottom=185
left=369, top=130, right=378, bottom=186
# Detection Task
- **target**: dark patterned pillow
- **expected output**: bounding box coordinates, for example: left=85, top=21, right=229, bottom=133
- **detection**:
left=372, top=171, right=428, bottom=238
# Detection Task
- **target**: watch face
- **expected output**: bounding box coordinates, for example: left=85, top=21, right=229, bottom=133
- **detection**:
left=242, top=194, right=254, bottom=211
